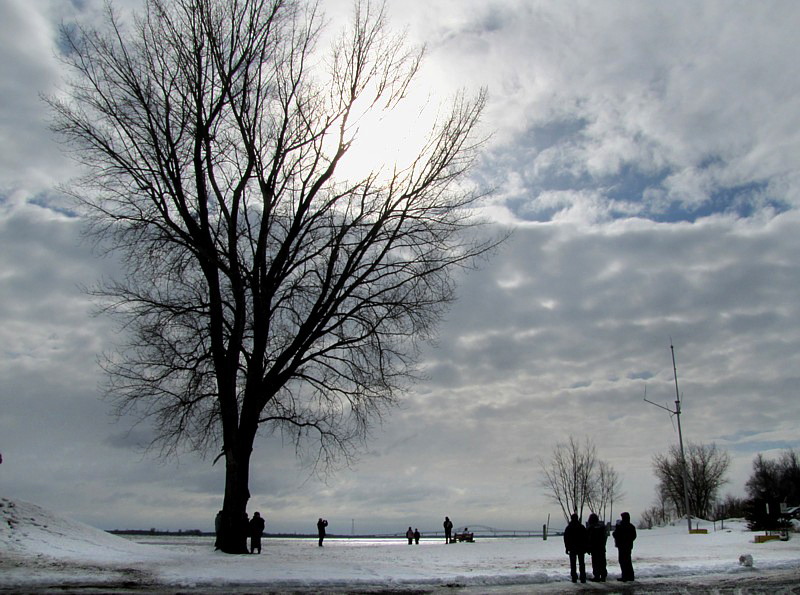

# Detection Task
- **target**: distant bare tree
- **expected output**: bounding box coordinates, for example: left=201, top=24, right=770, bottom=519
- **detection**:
left=712, top=494, right=748, bottom=521
left=639, top=490, right=675, bottom=529
left=653, top=442, right=730, bottom=519
left=745, top=449, right=800, bottom=504
left=745, top=453, right=780, bottom=501
left=588, top=460, right=623, bottom=523
left=638, top=507, right=659, bottom=530
left=539, top=436, right=599, bottom=522
left=48, top=0, right=497, bottom=553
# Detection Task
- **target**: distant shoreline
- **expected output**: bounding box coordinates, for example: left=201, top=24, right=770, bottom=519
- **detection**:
left=107, top=529, right=551, bottom=539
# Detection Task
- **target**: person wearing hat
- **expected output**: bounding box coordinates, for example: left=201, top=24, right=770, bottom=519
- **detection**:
left=612, top=512, right=637, bottom=582
left=249, top=512, right=265, bottom=554
left=586, top=513, right=607, bottom=582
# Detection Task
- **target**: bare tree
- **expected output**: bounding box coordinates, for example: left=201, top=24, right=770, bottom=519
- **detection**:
left=539, top=436, right=599, bottom=523
left=48, top=0, right=498, bottom=553
left=638, top=489, right=675, bottom=529
left=588, top=460, right=623, bottom=523
left=653, top=442, right=730, bottom=519
left=745, top=453, right=781, bottom=500
left=712, top=494, right=748, bottom=521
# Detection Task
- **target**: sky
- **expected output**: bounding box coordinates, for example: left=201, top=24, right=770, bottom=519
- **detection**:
left=2, top=0, right=800, bottom=535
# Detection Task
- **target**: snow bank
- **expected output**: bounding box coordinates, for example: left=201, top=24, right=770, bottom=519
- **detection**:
left=2, top=497, right=800, bottom=591
left=0, top=497, right=162, bottom=563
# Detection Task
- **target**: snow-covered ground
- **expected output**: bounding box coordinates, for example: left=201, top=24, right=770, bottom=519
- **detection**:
left=2, top=497, right=800, bottom=593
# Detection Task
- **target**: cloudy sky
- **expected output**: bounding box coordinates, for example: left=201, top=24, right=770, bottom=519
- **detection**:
left=2, top=0, right=800, bottom=535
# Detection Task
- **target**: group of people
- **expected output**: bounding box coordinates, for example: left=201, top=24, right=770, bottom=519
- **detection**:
left=563, top=511, right=637, bottom=583
left=215, top=512, right=328, bottom=552
left=216, top=507, right=639, bottom=585
left=405, top=527, right=421, bottom=544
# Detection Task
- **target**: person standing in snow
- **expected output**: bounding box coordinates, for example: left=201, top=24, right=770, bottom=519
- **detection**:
left=249, top=512, right=265, bottom=554
left=317, top=518, right=328, bottom=547
left=414, top=528, right=420, bottom=544
left=406, top=526, right=414, bottom=545
left=612, top=512, right=637, bottom=582
left=443, top=516, right=453, bottom=543
left=586, top=513, right=607, bottom=582
left=563, top=513, right=588, bottom=583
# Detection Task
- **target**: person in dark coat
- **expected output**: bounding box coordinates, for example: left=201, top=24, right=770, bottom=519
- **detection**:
left=612, top=512, right=637, bottom=582
left=317, top=518, right=328, bottom=547
left=249, top=512, right=265, bottom=554
left=406, top=526, right=414, bottom=545
left=443, top=516, right=453, bottom=543
left=414, top=528, right=420, bottom=544
left=586, top=513, right=607, bottom=582
left=563, top=513, right=588, bottom=583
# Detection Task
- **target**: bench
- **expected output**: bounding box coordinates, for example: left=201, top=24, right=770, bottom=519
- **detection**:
left=454, top=532, right=474, bottom=543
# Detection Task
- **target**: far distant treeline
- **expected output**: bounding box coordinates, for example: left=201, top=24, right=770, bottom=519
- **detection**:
left=108, top=529, right=206, bottom=536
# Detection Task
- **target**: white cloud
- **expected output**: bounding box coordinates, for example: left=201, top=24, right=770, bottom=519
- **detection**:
left=2, top=0, right=800, bottom=533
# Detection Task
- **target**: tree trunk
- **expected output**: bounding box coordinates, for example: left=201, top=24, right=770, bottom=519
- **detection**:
left=215, top=441, right=253, bottom=554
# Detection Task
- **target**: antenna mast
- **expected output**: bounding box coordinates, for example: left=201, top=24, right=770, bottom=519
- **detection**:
left=644, top=341, right=692, bottom=533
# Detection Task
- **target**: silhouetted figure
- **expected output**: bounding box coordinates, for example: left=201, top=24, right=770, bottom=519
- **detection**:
left=249, top=512, right=265, bottom=554
left=406, top=526, right=414, bottom=545
left=317, top=518, right=328, bottom=547
left=214, top=510, right=223, bottom=550
left=443, top=516, right=453, bottom=543
left=586, top=513, right=607, bottom=582
left=414, top=528, right=420, bottom=544
left=563, top=513, right=588, bottom=583
left=612, top=512, right=637, bottom=582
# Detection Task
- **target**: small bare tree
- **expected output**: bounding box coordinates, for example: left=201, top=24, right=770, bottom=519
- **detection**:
left=48, top=0, right=498, bottom=553
left=639, top=489, right=675, bottom=529
left=588, top=460, right=623, bottom=523
left=653, top=442, right=730, bottom=519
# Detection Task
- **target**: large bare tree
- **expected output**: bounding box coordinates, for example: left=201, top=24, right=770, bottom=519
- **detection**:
left=48, top=0, right=496, bottom=553
left=653, top=442, right=730, bottom=519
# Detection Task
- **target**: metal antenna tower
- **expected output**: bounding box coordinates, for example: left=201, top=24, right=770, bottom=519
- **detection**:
left=644, top=341, right=692, bottom=533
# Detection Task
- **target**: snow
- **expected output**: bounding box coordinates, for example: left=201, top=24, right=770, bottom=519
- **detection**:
left=2, top=497, right=800, bottom=592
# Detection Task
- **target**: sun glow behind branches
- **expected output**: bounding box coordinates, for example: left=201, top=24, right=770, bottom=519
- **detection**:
left=334, top=88, right=437, bottom=185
